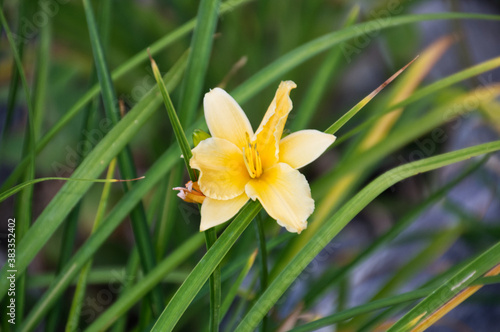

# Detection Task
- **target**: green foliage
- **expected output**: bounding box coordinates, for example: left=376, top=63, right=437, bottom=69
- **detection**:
left=1, top=1, right=499, bottom=331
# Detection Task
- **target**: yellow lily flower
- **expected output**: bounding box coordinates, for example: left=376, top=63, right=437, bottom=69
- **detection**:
left=190, top=81, right=336, bottom=233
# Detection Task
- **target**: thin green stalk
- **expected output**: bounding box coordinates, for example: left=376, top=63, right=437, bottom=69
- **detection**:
left=178, top=0, right=221, bottom=126
left=253, top=214, right=268, bottom=332
left=206, top=229, right=222, bottom=332
left=82, top=0, right=164, bottom=314
left=152, top=53, right=223, bottom=331
left=66, top=158, right=117, bottom=331
left=0, top=176, right=143, bottom=203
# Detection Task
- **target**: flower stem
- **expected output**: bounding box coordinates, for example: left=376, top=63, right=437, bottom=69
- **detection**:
left=254, top=214, right=269, bottom=332
left=205, top=228, right=221, bottom=332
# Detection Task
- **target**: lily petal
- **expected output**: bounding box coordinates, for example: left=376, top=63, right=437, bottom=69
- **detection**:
left=279, top=130, right=336, bottom=169
left=204, top=87, right=254, bottom=148
left=200, top=194, right=249, bottom=231
left=254, top=81, right=296, bottom=169
left=190, top=137, right=250, bottom=200
left=245, top=163, right=314, bottom=233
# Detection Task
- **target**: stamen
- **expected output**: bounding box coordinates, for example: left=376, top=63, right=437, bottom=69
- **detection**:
left=242, top=134, right=263, bottom=178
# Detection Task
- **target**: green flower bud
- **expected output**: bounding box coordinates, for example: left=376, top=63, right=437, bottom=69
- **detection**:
left=193, top=129, right=211, bottom=147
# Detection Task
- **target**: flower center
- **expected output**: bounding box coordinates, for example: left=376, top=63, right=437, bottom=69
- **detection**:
left=242, top=133, right=262, bottom=178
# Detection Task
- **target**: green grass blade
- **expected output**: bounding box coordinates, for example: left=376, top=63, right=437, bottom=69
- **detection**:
left=235, top=140, right=500, bottom=331
left=0, top=176, right=141, bottom=203
left=328, top=55, right=500, bottom=150
left=150, top=201, right=263, bottom=332
left=178, top=0, right=221, bottom=126
left=151, top=56, right=196, bottom=179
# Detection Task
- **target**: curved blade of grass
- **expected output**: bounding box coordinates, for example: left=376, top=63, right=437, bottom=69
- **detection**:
left=303, top=155, right=488, bottom=307
left=388, top=257, right=500, bottom=331
left=66, top=158, right=117, bottom=331
left=235, top=140, right=500, bottom=331
left=0, top=52, right=187, bottom=302
left=291, top=5, right=360, bottom=131
left=231, top=13, right=500, bottom=104
left=0, top=0, right=253, bottom=193
left=150, top=201, right=263, bottom=332
left=324, top=55, right=418, bottom=135
left=0, top=176, right=143, bottom=203
left=150, top=56, right=195, bottom=179
left=178, top=0, right=221, bottom=126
